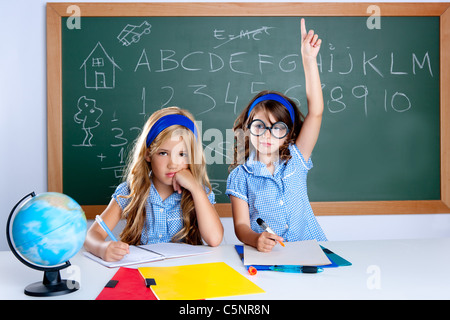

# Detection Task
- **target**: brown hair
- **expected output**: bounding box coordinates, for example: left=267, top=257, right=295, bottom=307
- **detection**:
left=229, top=90, right=305, bottom=171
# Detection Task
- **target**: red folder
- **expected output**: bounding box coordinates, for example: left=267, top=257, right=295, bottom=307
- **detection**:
left=96, top=267, right=157, bottom=300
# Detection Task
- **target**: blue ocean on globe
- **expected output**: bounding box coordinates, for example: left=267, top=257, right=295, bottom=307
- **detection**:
left=11, top=192, right=87, bottom=267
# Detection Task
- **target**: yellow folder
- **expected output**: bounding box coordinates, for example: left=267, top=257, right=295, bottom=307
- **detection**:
left=138, top=262, right=264, bottom=300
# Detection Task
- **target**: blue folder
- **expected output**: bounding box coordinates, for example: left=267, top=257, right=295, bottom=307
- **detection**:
left=234, top=244, right=352, bottom=271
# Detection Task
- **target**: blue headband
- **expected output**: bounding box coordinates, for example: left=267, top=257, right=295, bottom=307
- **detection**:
left=247, top=93, right=295, bottom=123
left=146, top=114, right=198, bottom=148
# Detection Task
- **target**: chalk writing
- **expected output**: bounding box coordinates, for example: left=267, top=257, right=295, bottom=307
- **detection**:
left=134, top=49, right=301, bottom=75
left=213, top=26, right=275, bottom=49
left=209, top=179, right=227, bottom=196
left=117, top=21, right=151, bottom=46
left=80, top=42, right=121, bottom=89
left=63, top=17, right=439, bottom=204
left=317, top=45, right=433, bottom=78
left=73, top=96, right=103, bottom=146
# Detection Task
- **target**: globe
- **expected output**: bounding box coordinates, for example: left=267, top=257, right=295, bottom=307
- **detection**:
left=6, top=192, right=87, bottom=297
left=10, top=192, right=87, bottom=267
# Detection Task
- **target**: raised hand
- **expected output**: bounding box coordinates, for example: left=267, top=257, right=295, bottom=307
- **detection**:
left=301, top=18, right=322, bottom=59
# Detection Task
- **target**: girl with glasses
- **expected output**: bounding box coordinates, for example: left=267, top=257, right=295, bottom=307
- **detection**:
left=226, top=19, right=327, bottom=252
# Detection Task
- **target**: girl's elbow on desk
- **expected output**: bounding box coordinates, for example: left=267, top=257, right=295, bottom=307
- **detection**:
left=197, top=226, right=223, bottom=247
left=206, top=237, right=222, bottom=247
left=203, top=225, right=224, bottom=247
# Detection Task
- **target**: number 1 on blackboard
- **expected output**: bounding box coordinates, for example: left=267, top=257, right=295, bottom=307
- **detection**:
left=141, top=86, right=146, bottom=115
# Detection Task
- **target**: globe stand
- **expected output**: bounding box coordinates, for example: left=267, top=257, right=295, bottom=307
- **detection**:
left=24, top=268, right=79, bottom=297
left=6, top=192, right=80, bottom=297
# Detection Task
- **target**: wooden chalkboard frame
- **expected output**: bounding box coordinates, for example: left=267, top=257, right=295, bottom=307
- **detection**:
left=47, top=2, right=450, bottom=218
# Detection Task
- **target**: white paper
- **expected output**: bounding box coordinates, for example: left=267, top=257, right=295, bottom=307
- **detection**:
left=139, top=242, right=212, bottom=259
left=83, top=245, right=164, bottom=268
left=83, top=243, right=212, bottom=267
left=244, top=240, right=331, bottom=266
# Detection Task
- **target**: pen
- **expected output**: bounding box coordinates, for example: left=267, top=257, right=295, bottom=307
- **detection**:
left=95, top=215, right=118, bottom=242
left=256, top=218, right=285, bottom=247
left=269, top=266, right=323, bottom=274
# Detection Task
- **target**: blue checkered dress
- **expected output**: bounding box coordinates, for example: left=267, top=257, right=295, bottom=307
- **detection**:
left=226, top=143, right=327, bottom=242
left=113, top=182, right=216, bottom=244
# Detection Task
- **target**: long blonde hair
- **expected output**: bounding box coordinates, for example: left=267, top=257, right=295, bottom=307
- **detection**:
left=119, top=107, right=211, bottom=245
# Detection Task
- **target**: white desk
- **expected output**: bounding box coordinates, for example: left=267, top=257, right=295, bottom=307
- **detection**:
left=1, top=238, right=450, bottom=300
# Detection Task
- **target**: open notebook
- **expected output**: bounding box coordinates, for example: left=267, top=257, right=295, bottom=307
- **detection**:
left=83, top=242, right=212, bottom=267
left=243, top=240, right=332, bottom=266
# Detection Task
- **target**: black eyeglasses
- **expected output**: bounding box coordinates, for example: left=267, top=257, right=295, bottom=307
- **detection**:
left=247, top=119, right=289, bottom=139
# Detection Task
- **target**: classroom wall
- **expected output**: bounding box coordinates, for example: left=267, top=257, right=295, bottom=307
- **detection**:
left=1, top=0, right=449, bottom=250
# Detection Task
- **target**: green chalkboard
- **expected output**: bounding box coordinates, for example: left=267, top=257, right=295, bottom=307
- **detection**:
left=61, top=16, right=440, bottom=205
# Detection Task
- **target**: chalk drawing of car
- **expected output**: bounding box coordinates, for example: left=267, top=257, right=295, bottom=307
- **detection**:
left=117, top=21, right=151, bottom=46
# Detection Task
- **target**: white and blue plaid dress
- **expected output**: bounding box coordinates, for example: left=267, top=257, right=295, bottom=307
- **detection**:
left=226, top=143, right=327, bottom=242
left=113, top=182, right=215, bottom=244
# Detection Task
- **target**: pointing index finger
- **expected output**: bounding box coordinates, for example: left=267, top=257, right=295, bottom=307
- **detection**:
left=301, top=18, right=307, bottom=40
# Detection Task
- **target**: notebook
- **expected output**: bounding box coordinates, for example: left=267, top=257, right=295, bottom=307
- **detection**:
left=235, top=243, right=352, bottom=270
left=138, top=262, right=265, bottom=300
left=83, top=242, right=212, bottom=267
left=243, top=240, right=332, bottom=266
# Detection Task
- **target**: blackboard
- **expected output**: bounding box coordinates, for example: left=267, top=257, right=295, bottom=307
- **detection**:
left=47, top=3, right=450, bottom=217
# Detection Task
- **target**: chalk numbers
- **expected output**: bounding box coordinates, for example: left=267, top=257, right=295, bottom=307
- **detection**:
left=326, top=85, right=411, bottom=117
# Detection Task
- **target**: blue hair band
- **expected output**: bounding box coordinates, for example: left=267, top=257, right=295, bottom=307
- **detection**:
left=146, top=114, right=198, bottom=148
left=247, top=93, right=295, bottom=123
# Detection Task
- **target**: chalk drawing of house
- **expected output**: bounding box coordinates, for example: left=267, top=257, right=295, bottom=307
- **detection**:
left=80, top=42, right=121, bottom=90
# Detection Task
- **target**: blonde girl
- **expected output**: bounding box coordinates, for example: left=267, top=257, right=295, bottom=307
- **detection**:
left=85, top=107, right=223, bottom=261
